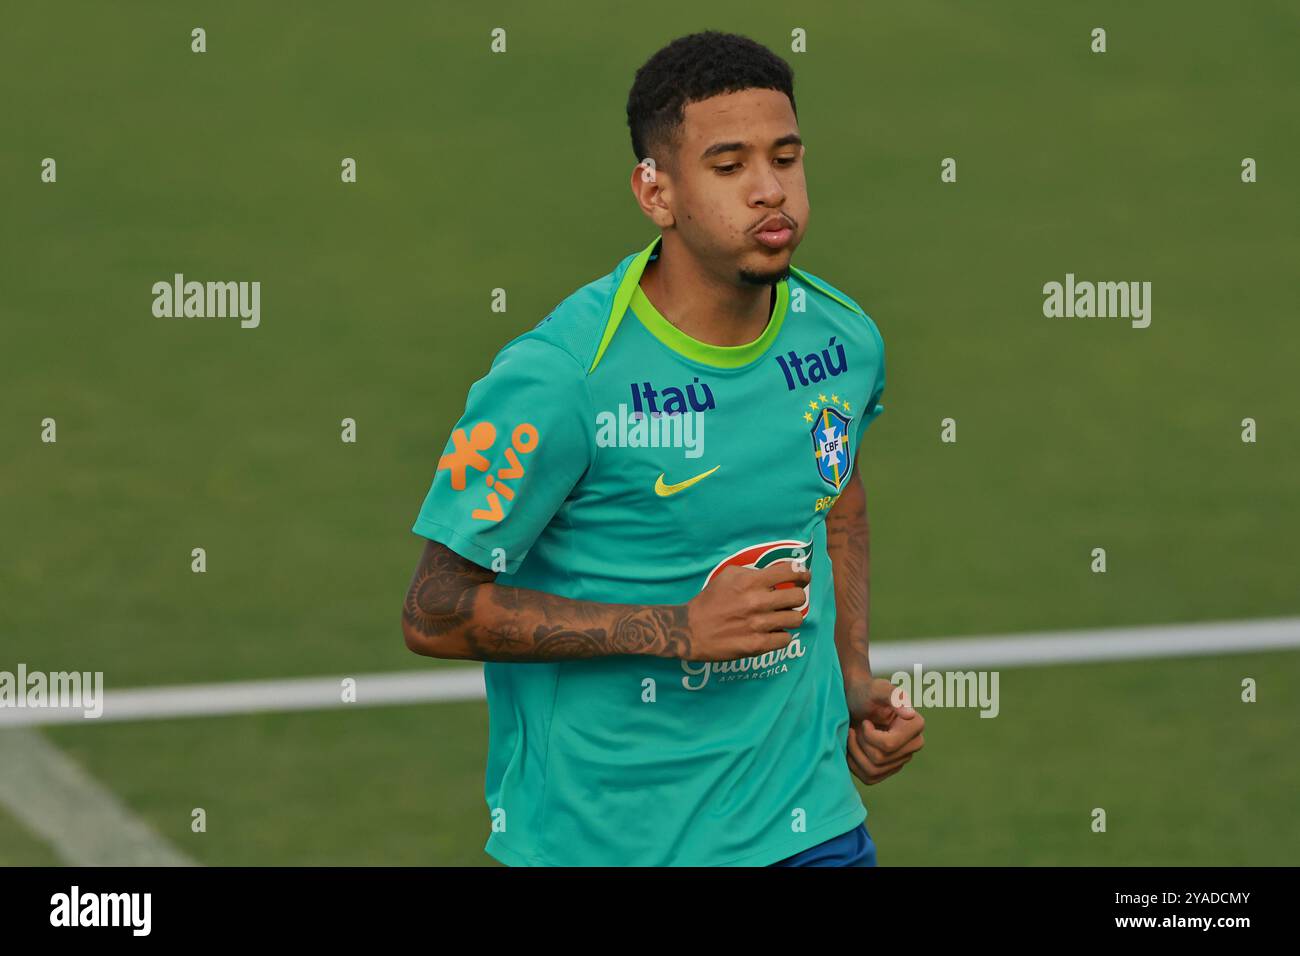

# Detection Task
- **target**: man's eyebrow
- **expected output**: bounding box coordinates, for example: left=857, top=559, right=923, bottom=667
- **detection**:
left=699, top=134, right=803, bottom=160
left=700, top=141, right=746, bottom=160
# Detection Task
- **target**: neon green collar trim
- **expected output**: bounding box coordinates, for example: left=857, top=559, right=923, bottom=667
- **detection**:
left=590, top=235, right=789, bottom=371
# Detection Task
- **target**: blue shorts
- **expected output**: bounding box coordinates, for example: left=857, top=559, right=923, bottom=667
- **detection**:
left=769, top=822, right=876, bottom=867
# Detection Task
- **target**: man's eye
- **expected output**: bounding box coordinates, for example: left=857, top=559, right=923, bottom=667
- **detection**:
left=715, top=163, right=740, bottom=174
left=775, top=155, right=797, bottom=166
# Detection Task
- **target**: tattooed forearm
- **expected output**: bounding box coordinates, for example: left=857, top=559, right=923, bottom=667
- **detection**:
left=403, top=542, right=493, bottom=639
left=825, top=472, right=873, bottom=688
left=401, top=540, right=693, bottom=662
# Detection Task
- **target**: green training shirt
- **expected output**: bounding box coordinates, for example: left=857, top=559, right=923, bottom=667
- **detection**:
left=411, top=235, right=886, bottom=866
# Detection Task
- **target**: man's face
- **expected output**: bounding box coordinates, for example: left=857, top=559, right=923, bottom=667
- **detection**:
left=657, top=87, right=809, bottom=286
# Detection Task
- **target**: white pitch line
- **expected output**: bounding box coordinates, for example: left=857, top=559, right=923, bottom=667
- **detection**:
left=867, top=616, right=1300, bottom=673
left=0, top=668, right=487, bottom=727
left=0, top=728, right=195, bottom=866
left=2, top=617, right=1298, bottom=727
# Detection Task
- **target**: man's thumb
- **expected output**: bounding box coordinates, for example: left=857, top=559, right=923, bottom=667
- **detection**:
left=890, top=685, right=917, bottom=715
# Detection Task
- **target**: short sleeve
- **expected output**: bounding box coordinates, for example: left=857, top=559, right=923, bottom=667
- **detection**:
left=854, top=317, right=886, bottom=451
left=411, top=336, right=593, bottom=574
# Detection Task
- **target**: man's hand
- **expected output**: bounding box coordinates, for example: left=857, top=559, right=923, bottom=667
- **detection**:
left=845, top=676, right=925, bottom=786
left=684, top=563, right=811, bottom=662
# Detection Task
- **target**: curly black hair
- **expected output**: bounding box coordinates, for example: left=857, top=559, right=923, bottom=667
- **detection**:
left=626, top=31, right=796, bottom=169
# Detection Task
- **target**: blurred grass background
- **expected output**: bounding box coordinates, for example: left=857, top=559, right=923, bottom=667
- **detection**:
left=1, top=0, right=1296, bottom=864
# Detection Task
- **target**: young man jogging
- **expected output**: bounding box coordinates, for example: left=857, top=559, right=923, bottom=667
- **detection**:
left=403, top=30, right=924, bottom=867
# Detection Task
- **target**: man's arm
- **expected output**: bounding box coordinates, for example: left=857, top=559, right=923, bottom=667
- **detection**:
left=401, top=539, right=811, bottom=664
left=826, top=470, right=926, bottom=784
left=826, top=471, right=875, bottom=717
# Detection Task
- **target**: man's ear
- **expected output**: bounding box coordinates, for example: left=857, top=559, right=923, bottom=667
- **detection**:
left=630, top=159, right=675, bottom=230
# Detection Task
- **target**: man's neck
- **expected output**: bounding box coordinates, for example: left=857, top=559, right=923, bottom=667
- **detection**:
left=639, top=238, right=775, bottom=347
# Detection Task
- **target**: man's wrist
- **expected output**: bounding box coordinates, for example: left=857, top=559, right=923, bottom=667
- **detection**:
left=648, top=603, right=693, bottom=659
left=842, top=662, right=874, bottom=691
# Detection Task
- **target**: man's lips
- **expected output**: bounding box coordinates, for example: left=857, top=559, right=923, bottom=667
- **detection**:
left=753, top=216, right=795, bottom=249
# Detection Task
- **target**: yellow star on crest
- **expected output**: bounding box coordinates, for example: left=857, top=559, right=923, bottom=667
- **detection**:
left=803, top=412, right=814, bottom=423
left=808, top=400, right=818, bottom=410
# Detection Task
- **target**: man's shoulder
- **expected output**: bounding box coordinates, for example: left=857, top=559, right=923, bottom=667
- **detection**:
left=499, top=249, right=640, bottom=375
left=787, top=265, right=884, bottom=348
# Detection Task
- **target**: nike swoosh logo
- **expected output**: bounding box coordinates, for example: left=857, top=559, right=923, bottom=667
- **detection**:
left=654, top=465, right=720, bottom=497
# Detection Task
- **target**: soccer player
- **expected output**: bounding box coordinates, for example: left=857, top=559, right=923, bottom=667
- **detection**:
left=402, top=30, right=925, bottom=867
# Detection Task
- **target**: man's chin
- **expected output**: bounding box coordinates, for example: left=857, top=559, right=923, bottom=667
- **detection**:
left=738, top=262, right=792, bottom=286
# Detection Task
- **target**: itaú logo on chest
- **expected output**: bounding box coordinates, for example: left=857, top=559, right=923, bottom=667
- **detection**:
left=680, top=539, right=811, bottom=692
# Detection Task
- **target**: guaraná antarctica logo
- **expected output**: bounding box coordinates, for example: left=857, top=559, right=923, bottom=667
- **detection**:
left=680, top=539, right=813, bottom=691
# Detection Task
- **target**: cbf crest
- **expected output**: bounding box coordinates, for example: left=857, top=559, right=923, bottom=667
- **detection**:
left=803, top=395, right=855, bottom=491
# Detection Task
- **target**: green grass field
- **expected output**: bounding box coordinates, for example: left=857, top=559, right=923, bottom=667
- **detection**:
left=2, top=1, right=1297, bottom=865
